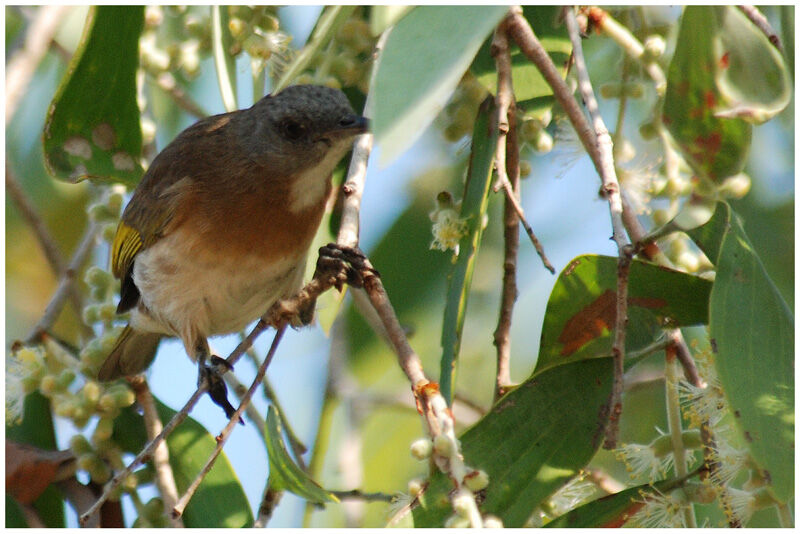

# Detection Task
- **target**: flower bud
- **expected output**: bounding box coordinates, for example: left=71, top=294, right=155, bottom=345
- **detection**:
left=70, top=434, right=93, bottom=456
left=643, top=35, right=666, bottom=59
left=433, top=434, right=455, bottom=457
left=534, top=130, right=553, bottom=153
left=410, top=438, right=433, bottom=460
left=463, top=469, right=489, bottom=491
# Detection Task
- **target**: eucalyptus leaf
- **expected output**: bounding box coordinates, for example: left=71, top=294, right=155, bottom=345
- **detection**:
left=439, top=96, right=498, bottom=404
left=43, top=6, right=144, bottom=187
left=371, top=5, right=509, bottom=165
left=687, top=202, right=794, bottom=503
left=112, top=400, right=253, bottom=527
left=369, top=5, right=412, bottom=36
left=266, top=407, right=338, bottom=504
left=713, top=6, right=791, bottom=123
left=663, top=6, right=752, bottom=183
left=535, top=255, right=712, bottom=374
left=211, top=6, right=238, bottom=112
left=413, top=358, right=614, bottom=527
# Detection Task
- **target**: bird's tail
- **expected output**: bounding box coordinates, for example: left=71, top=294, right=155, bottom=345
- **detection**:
left=97, top=325, right=162, bottom=381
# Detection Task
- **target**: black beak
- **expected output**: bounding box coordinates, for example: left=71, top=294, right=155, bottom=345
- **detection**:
left=337, top=115, right=369, bottom=134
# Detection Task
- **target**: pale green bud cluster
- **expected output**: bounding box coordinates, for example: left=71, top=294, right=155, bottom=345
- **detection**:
left=134, top=497, right=171, bottom=528
left=141, top=6, right=214, bottom=80
left=296, top=11, right=376, bottom=93
left=226, top=6, right=289, bottom=63
left=440, top=74, right=489, bottom=143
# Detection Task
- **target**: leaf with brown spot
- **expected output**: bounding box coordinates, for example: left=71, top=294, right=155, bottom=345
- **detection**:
left=5, top=440, right=76, bottom=504
left=536, top=255, right=711, bottom=374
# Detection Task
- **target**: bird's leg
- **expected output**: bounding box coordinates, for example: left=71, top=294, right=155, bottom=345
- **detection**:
left=195, top=338, right=243, bottom=425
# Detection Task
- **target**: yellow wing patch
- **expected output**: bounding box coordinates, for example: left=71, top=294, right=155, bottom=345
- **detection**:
left=111, top=221, right=143, bottom=279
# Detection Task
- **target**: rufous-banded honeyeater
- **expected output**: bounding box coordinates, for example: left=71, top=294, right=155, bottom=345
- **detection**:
left=97, top=85, right=368, bottom=417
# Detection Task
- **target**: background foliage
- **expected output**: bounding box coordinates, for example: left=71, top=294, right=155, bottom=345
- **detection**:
left=5, top=5, right=793, bottom=528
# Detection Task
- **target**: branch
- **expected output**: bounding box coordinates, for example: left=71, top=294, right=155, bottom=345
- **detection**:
left=172, top=326, right=287, bottom=518
left=6, top=5, right=70, bottom=125
left=127, top=376, right=183, bottom=528
left=737, top=5, right=783, bottom=52
left=147, top=70, right=208, bottom=119
left=332, top=112, right=484, bottom=530
left=80, top=384, right=207, bottom=524
left=583, top=7, right=666, bottom=93
left=253, top=485, right=283, bottom=527
left=25, top=221, right=100, bottom=344
left=564, top=6, right=632, bottom=449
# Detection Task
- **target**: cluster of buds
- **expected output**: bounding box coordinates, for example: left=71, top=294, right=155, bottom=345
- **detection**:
left=295, top=11, right=376, bottom=93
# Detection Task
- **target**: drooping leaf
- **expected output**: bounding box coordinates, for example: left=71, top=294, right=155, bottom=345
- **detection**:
left=413, top=357, right=613, bottom=527
left=43, top=6, right=144, bottom=187
left=663, top=6, right=752, bottom=183
left=544, top=475, right=693, bottom=528
left=712, top=6, right=791, bottom=123
left=275, top=6, right=356, bottom=92
left=439, top=96, right=498, bottom=404
left=469, top=5, right=571, bottom=109
left=211, top=6, right=238, bottom=112
left=6, top=392, right=65, bottom=528
left=112, top=399, right=253, bottom=527
left=535, top=255, right=712, bottom=374
left=265, top=407, right=338, bottom=504
left=687, top=202, right=794, bottom=503
left=371, top=5, right=509, bottom=165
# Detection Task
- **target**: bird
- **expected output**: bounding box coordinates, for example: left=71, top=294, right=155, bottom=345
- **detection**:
left=97, top=84, right=368, bottom=418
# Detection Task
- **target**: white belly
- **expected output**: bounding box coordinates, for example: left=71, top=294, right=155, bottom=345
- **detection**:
left=129, top=230, right=306, bottom=340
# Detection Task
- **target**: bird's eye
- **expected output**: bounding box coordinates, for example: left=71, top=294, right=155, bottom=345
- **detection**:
left=281, top=119, right=306, bottom=141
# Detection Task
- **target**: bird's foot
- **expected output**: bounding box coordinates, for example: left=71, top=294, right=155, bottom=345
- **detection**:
left=314, top=243, right=379, bottom=291
left=198, top=357, right=243, bottom=425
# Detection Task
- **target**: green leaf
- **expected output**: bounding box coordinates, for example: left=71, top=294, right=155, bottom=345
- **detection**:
left=371, top=5, right=509, bottom=165
left=266, top=407, right=338, bottom=504
left=712, top=7, right=791, bottom=123
left=687, top=202, right=794, bottom=503
left=43, top=6, right=144, bottom=187
left=5, top=392, right=64, bottom=528
left=274, top=6, right=356, bottom=92
left=535, top=254, right=712, bottom=374
left=211, top=6, right=238, bottom=112
left=469, top=6, right=571, bottom=106
left=663, top=6, right=752, bottom=183
left=544, top=476, right=691, bottom=528
left=414, top=357, right=614, bottom=527
left=369, top=5, right=412, bottom=36
left=112, top=399, right=253, bottom=527
left=439, top=96, right=498, bottom=404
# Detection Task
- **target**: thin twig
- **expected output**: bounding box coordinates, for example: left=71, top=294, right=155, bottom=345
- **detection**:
left=148, top=71, right=208, bottom=119
left=490, top=21, right=519, bottom=401
left=584, top=7, right=666, bottom=94
left=127, top=376, right=183, bottom=528
left=564, top=6, right=632, bottom=449
left=737, top=5, right=783, bottom=52
left=253, top=485, right=283, bottom=527
left=490, top=20, right=554, bottom=276
left=330, top=489, right=395, bottom=502
left=491, top=22, right=521, bottom=402
left=80, top=385, right=207, bottom=524
left=664, top=349, right=697, bottom=528
left=25, top=221, right=100, bottom=344
left=6, top=5, right=70, bottom=125
left=6, top=165, right=67, bottom=278
left=173, top=326, right=287, bottom=518
left=224, top=372, right=267, bottom=438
